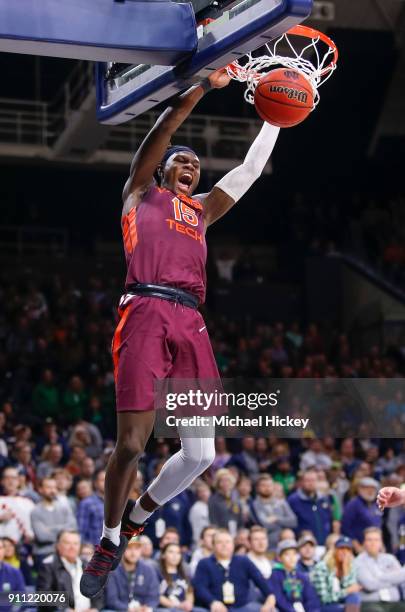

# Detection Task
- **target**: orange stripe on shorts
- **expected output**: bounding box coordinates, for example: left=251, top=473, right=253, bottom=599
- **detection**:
left=112, top=304, right=133, bottom=385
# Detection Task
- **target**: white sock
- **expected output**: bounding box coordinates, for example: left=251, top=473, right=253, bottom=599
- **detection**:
left=129, top=499, right=154, bottom=524
left=102, top=521, right=121, bottom=547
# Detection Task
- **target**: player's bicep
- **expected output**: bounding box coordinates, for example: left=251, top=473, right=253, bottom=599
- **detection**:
left=202, top=186, right=236, bottom=226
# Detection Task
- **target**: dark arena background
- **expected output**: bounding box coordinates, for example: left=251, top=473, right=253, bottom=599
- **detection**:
left=1, top=1, right=405, bottom=611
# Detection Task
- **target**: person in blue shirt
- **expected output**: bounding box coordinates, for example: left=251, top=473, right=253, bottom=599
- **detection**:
left=0, top=538, right=26, bottom=612
left=144, top=491, right=192, bottom=549
left=288, top=470, right=336, bottom=546
left=104, top=537, right=160, bottom=612
left=268, top=539, right=320, bottom=612
left=341, top=477, right=382, bottom=553
left=193, top=528, right=276, bottom=612
left=76, top=469, right=105, bottom=545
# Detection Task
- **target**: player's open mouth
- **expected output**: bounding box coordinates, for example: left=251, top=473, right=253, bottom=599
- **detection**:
left=178, top=172, right=193, bottom=191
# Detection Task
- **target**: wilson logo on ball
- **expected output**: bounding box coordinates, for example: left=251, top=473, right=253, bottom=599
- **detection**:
left=269, top=85, right=308, bottom=103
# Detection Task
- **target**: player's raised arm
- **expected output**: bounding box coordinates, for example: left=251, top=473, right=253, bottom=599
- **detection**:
left=122, top=69, right=231, bottom=205
left=201, top=122, right=280, bottom=227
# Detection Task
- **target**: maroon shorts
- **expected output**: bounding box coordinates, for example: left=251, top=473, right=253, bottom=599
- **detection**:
left=112, top=295, right=220, bottom=411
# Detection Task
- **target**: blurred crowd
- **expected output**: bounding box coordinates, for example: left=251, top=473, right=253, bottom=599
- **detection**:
left=213, top=193, right=405, bottom=286
left=1, top=275, right=405, bottom=611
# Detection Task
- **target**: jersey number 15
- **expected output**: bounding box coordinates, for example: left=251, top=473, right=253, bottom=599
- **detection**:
left=172, top=197, right=198, bottom=227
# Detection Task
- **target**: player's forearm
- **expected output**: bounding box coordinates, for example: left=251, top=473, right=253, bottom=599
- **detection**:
left=126, top=82, right=208, bottom=185
left=214, top=122, right=280, bottom=202
left=160, top=82, right=208, bottom=133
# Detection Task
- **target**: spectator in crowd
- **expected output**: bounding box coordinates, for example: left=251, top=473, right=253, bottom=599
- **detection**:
left=104, top=537, right=159, bottom=612
left=234, top=528, right=250, bottom=555
left=270, top=335, right=289, bottom=368
left=76, top=456, right=96, bottom=482
left=157, top=542, right=205, bottom=612
left=31, top=476, right=77, bottom=567
left=77, top=469, right=105, bottom=545
left=211, top=438, right=231, bottom=474
left=11, top=442, right=36, bottom=486
left=32, top=369, right=60, bottom=420
left=69, top=420, right=103, bottom=460
left=288, top=469, right=336, bottom=545
left=2, top=536, right=34, bottom=585
left=190, top=526, right=216, bottom=576
left=251, top=474, right=297, bottom=550
left=24, top=283, right=48, bottom=320
left=296, top=533, right=318, bottom=574
left=341, top=477, right=382, bottom=552
left=375, top=449, right=397, bottom=478
left=152, top=528, right=181, bottom=565
left=189, top=480, right=211, bottom=547
left=65, top=445, right=87, bottom=477
left=52, top=467, right=75, bottom=511
left=193, top=528, right=276, bottom=612
left=139, top=534, right=154, bottom=563
left=300, top=439, right=333, bottom=472
left=0, top=537, right=26, bottom=611
left=353, top=526, right=405, bottom=606
left=269, top=539, right=321, bottom=612
left=227, top=438, right=260, bottom=479
left=208, top=469, right=243, bottom=535
left=215, top=249, right=236, bottom=283
left=36, top=443, right=64, bottom=480
left=236, top=476, right=253, bottom=525
left=339, top=439, right=360, bottom=479
left=272, top=456, right=296, bottom=496
left=75, top=479, right=93, bottom=504
left=63, top=376, right=88, bottom=423
left=279, top=528, right=296, bottom=541
left=0, top=466, right=34, bottom=544
left=37, top=529, right=102, bottom=612
left=35, top=418, right=68, bottom=459
left=311, top=536, right=362, bottom=612
left=247, top=526, right=272, bottom=579
left=17, top=466, right=40, bottom=504
left=327, top=463, right=350, bottom=508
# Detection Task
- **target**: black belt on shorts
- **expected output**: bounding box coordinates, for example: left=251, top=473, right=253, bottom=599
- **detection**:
left=126, top=283, right=199, bottom=310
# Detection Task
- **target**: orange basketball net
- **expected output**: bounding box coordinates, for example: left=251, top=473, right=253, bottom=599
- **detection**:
left=227, top=25, right=338, bottom=109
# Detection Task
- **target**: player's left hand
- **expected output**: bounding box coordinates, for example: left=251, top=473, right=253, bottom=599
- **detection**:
left=209, top=68, right=231, bottom=89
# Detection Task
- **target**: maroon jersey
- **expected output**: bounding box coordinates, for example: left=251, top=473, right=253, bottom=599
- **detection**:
left=122, top=185, right=207, bottom=303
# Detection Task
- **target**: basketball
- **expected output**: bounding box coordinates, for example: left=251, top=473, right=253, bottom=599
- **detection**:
left=254, top=68, right=314, bottom=128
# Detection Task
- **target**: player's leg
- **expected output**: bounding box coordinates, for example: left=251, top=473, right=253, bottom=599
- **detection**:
left=81, top=297, right=172, bottom=598
left=80, top=410, right=155, bottom=598
left=130, top=433, right=215, bottom=521
left=128, top=306, right=218, bottom=524
left=103, top=410, right=155, bottom=537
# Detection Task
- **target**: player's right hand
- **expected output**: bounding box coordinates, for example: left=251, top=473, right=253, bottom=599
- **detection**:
left=377, top=486, right=405, bottom=510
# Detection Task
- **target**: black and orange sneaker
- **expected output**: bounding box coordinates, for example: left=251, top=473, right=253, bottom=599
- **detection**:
left=80, top=536, right=126, bottom=598
left=110, top=499, right=146, bottom=570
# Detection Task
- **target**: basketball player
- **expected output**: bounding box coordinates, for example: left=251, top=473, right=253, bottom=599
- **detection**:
left=377, top=486, right=405, bottom=510
left=81, top=68, right=280, bottom=597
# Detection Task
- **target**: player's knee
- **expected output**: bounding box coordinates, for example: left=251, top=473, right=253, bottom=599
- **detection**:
left=184, top=440, right=215, bottom=471
left=202, top=443, right=216, bottom=469
left=116, top=436, right=144, bottom=464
